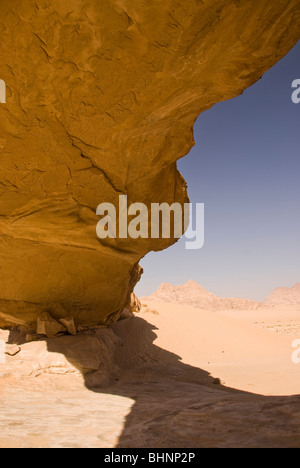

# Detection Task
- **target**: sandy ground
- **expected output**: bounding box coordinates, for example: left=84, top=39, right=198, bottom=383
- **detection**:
left=219, top=305, right=300, bottom=335
left=140, top=302, right=300, bottom=396
left=0, top=302, right=300, bottom=448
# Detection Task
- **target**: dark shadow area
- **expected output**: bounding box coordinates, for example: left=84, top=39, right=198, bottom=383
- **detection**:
left=8, top=316, right=300, bottom=448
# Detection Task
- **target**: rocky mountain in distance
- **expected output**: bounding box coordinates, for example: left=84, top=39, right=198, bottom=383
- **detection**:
left=264, top=283, right=300, bottom=306
left=142, top=280, right=300, bottom=310
left=141, top=280, right=261, bottom=311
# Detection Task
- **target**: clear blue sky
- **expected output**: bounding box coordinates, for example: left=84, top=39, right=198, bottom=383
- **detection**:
left=135, top=41, right=300, bottom=302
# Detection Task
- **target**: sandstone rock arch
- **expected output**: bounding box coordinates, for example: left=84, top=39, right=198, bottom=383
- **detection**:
left=0, top=0, right=299, bottom=328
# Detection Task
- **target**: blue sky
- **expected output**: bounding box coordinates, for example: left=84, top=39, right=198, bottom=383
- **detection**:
left=135, top=41, right=300, bottom=302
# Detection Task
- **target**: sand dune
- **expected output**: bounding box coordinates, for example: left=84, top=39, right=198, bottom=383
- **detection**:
left=220, top=305, right=300, bottom=335
left=139, top=301, right=300, bottom=396
left=1, top=298, right=300, bottom=447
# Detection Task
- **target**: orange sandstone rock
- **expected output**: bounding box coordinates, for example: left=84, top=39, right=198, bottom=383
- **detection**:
left=0, top=0, right=299, bottom=327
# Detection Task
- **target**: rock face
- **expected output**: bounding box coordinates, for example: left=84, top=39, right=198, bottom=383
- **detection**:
left=0, top=1, right=299, bottom=328
left=36, top=312, right=67, bottom=337
left=142, top=280, right=260, bottom=310
left=0, top=327, right=120, bottom=382
left=264, top=283, right=300, bottom=306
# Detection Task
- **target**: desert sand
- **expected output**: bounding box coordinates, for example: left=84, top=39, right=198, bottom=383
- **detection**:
left=140, top=302, right=300, bottom=396
left=220, top=305, right=300, bottom=335
left=0, top=300, right=300, bottom=448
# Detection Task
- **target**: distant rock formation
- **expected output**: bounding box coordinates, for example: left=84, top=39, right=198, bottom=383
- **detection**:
left=264, top=284, right=300, bottom=306
left=0, top=1, right=299, bottom=328
left=142, top=281, right=260, bottom=311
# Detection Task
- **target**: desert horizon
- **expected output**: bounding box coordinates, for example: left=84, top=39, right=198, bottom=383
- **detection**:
left=141, top=279, right=300, bottom=306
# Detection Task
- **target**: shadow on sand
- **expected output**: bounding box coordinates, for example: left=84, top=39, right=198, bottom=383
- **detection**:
left=9, top=315, right=300, bottom=447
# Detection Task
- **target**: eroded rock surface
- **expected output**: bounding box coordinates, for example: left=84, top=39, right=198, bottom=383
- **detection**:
left=264, top=283, right=300, bottom=306
left=0, top=1, right=299, bottom=327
